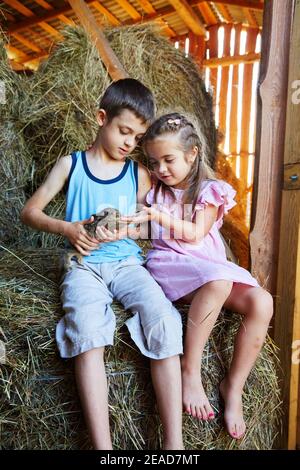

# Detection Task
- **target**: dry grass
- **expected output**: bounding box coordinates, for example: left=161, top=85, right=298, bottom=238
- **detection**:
left=0, top=248, right=282, bottom=449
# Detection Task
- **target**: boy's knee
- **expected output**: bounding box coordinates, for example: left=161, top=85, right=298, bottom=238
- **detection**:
left=144, top=313, right=182, bottom=353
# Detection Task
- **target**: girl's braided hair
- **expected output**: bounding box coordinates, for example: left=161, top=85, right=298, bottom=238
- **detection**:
left=142, top=112, right=215, bottom=209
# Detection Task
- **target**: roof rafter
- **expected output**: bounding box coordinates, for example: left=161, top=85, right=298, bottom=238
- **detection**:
left=243, top=7, right=259, bottom=27
left=2, top=0, right=63, bottom=39
left=32, top=0, right=75, bottom=26
left=90, top=1, right=120, bottom=26
left=167, top=0, right=206, bottom=35
left=7, top=1, right=264, bottom=34
left=115, top=0, right=141, bottom=20
left=197, top=2, right=218, bottom=25
left=215, top=3, right=233, bottom=22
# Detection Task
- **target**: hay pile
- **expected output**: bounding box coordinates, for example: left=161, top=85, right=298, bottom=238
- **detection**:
left=0, top=248, right=281, bottom=450
left=0, top=25, right=281, bottom=449
left=0, top=25, right=217, bottom=249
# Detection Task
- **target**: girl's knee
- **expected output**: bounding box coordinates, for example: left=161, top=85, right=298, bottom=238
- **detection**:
left=206, top=280, right=233, bottom=299
left=250, top=289, right=273, bottom=322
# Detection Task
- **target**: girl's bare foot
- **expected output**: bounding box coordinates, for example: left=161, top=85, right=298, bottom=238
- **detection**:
left=182, top=368, right=215, bottom=420
left=219, top=377, right=246, bottom=439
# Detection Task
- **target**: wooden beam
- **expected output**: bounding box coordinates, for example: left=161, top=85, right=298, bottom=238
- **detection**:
left=229, top=24, right=242, bottom=157
left=11, top=32, right=44, bottom=53
left=214, top=0, right=264, bottom=9
left=2, top=0, right=63, bottom=40
left=203, top=51, right=260, bottom=67
left=7, top=1, right=264, bottom=34
left=240, top=28, right=258, bottom=175
left=250, top=0, right=293, bottom=295
left=135, top=0, right=156, bottom=15
left=91, top=1, right=120, bottom=26
left=116, top=0, right=141, bottom=20
left=2, top=0, right=33, bottom=18
left=188, top=31, right=206, bottom=66
left=243, top=7, right=259, bottom=27
left=5, top=43, right=28, bottom=60
left=240, top=28, right=258, bottom=186
left=134, top=0, right=176, bottom=36
left=67, top=0, right=127, bottom=81
left=32, top=0, right=76, bottom=26
left=274, top=0, right=300, bottom=450
left=167, top=0, right=206, bottom=35
left=215, top=3, right=233, bottom=22
left=197, top=2, right=218, bottom=25
left=155, top=18, right=176, bottom=37
left=218, top=23, right=232, bottom=138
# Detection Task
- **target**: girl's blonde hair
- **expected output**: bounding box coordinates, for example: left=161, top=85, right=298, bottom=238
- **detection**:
left=142, top=112, right=215, bottom=209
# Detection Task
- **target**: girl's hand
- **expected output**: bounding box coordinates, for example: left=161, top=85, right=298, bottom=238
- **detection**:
left=64, top=216, right=100, bottom=256
left=121, top=206, right=158, bottom=224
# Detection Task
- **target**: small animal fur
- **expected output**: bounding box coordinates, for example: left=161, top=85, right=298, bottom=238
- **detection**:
left=63, top=208, right=129, bottom=270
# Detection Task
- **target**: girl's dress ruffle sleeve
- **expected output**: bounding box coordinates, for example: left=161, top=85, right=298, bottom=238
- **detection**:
left=194, top=180, right=237, bottom=228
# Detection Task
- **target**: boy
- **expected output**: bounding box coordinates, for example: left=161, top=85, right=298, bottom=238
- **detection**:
left=20, top=79, right=183, bottom=450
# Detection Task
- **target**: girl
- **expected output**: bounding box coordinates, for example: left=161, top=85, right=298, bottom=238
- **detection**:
left=123, top=113, right=273, bottom=440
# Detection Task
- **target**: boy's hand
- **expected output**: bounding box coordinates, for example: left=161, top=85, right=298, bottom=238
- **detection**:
left=95, top=224, right=131, bottom=242
left=64, top=216, right=100, bottom=256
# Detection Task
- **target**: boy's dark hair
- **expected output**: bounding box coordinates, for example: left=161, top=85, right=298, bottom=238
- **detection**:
left=99, top=78, right=155, bottom=123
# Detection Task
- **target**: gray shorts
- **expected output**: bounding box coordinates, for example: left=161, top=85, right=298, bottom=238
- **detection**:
left=56, top=256, right=183, bottom=359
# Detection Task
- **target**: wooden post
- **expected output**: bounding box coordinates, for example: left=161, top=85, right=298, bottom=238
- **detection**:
left=67, top=0, right=127, bottom=81
left=274, top=0, right=300, bottom=450
left=249, top=0, right=293, bottom=293
left=188, top=31, right=206, bottom=68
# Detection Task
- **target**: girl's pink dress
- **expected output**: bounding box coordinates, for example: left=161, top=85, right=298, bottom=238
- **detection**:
left=145, top=179, right=259, bottom=301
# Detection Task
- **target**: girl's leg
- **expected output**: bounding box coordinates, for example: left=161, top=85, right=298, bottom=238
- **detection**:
left=221, top=284, right=273, bottom=439
left=181, top=280, right=233, bottom=420
left=74, top=347, right=113, bottom=450
left=150, top=355, right=184, bottom=450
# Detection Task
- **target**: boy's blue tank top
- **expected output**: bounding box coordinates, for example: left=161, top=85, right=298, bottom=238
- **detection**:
left=65, top=150, right=142, bottom=263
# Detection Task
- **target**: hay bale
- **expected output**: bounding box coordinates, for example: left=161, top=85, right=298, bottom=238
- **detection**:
left=0, top=44, right=35, bottom=246
left=0, top=248, right=281, bottom=449
left=0, top=25, right=217, bottom=249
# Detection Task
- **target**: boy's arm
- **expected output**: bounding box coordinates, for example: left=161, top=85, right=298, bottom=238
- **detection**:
left=20, top=155, right=72, bottom=235
left=21, top=156, right=99, bottom=255
left=136, top=163, right=152, bottom=206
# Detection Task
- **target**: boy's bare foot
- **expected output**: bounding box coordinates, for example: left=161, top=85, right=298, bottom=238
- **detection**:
left=219, top=377, right=246, bottom=439
left=182, top=369, right=215, bottom=420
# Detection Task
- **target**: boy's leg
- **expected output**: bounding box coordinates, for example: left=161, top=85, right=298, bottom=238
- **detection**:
left=75, top=347, right=112, bottom=450
left=180, top=280, right=233, bottom=420
left=57, top=260, right=116, bottom=449
left=150, top=355, right=183, bottom=450
left=221, top=284, right=273, bottom=438
left=110, top=259, right=183, bottom=449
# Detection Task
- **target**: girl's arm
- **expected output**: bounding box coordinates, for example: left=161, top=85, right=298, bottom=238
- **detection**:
left=122, top=204, right=218, bottom=243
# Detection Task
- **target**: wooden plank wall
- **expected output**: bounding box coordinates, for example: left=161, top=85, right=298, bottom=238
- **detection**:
left=175, top=26, right=261, bottom=237
left=274, top=0, right=300, bottom=450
